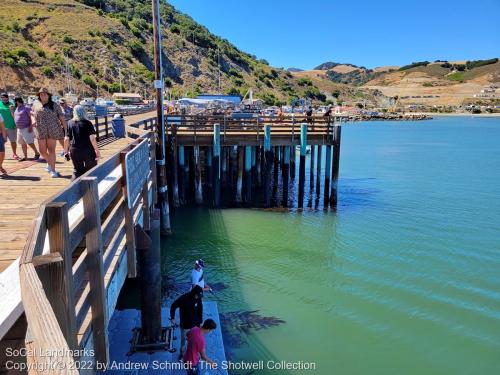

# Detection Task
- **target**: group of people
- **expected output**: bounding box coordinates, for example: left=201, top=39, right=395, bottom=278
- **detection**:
left=0, top=88, right=101, bottom=180
left=170, top=259, right=218, bottom=374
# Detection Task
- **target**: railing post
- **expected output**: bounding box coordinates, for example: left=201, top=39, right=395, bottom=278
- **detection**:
left=105, top=116, right=109, bottom=139
left=120, top=151, right=137, bottom=278
left=81, top=177, right=109, bottom=366
left=213, top=123, right=221, bottom=208
left=45, top=202, right=78, bottom=351
left=95, top=116, right=100, bottom=142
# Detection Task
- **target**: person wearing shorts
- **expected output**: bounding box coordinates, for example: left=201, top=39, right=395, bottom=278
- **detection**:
left=31, top=88, right=67, bottom=178
left=14, top=97, right=40, bottom=161
left=0, top=113, right=7, bottom=175
left=0, top=92, right=18, bottom=160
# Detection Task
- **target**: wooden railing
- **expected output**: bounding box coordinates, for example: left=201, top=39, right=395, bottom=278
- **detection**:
left=19, top=128, right=157, bottom=371
left=164, top=114, right=339, bottom=145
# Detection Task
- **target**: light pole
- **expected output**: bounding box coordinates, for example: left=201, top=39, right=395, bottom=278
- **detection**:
left=152, top=0, right=171, bottom=234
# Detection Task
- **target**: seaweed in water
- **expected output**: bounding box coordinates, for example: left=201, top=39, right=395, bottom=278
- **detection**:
left=220, top=310, right=286, bottom=358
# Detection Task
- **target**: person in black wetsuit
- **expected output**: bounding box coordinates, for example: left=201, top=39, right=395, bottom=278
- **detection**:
left=169, top=285, right=204, bottom=357
left=63, top=105, right=101, bottom=180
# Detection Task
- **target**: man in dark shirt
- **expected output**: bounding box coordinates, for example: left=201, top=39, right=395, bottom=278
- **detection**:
left=169, top=285, right=203, bottom=357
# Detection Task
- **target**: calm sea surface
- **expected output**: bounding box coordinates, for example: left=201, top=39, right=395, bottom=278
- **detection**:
left=161, top=117, right=500, bottom=374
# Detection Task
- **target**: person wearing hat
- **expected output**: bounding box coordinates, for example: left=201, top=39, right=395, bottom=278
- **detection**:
left=169, top=285, right=204, bottom=358
left=0, top=93, right=19, bottom=160
left=191, top=259, right=211, bottom=292
left=31, top=88, right=67, bottom=177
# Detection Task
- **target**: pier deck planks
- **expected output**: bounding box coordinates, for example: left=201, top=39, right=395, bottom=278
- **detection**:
left=0, top=137, right=130, bottom=272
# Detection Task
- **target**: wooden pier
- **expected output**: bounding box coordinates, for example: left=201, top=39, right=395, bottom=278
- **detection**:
left=0, top=111, right=343, bottom=373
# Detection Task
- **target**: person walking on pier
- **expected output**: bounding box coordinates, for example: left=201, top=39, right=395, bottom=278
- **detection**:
left=58, top=99, right=73, bottom=156
left=0, top=93, right=19, bottom=160
left=64, top=105, right=101, bottom=180
left=31, top=88, right=67, bottom=178
left=169, top=285, right=204, bottom=358
left=191, top=259, right=211, bottom=292
left=0, top=114, right=8, bottom=175
left=14, top=97, right=40, bottom=161
left=183, top=319, right=218, bottom=375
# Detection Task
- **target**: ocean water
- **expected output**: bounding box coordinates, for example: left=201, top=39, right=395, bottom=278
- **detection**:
left=161, top=117, right=500, bottom=374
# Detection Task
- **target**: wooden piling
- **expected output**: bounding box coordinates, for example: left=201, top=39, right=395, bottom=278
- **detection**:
left=330, top=125, right=342, bottom=206
left=298, top=123, right=307, bottom=208
left=213, top=124, right=221, bottom=208
left=310, top=145, right=316, bottom=187
left=206, top=146, right=213, bottom=204
left=283, top=146, right=290, bottom=207
left=194, top=146, right=203, bottom=205
left=316, top=145, right=322, bottom=197
left=136, top=208, right=162, bottom=343
left=263, top=125, right=271, bottom=207
left=256, top=147, right=262, bottom=187
left=172, top=142, right=180, bottom=208
left=290, top=145, right=296, bottom=179
left=273, top=146, right=279, bottom=190
left=178, top=145, right=185, bottom=204
left=235, top=147, right=244, bottom=204
left=221, top=147, right=227, bottom=188
left=324, top=145, right=332, bottom=208
left=251, top=146, right=256, bottom=187
left=245, top=146, right=252, bottom=203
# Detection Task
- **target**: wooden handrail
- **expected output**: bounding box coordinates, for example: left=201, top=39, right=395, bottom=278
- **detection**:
left=19, top=128, right=156, bottom=371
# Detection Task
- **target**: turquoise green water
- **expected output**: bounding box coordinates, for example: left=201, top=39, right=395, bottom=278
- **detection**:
left=163, top=117, right=500, bottom=374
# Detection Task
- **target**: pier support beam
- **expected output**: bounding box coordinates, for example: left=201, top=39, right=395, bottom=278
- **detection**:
left=330, top=125, right=342, bottom=207
left=136, top=208, right=162, bottom=344
left=298, top=124, right=307, bottom=208
left=206, top=147, right=213, bottom=204
left=283, top=146, right=290, bottom=207
left=172, top=143, right=180, bottom=208
left=290, top=145, right=296, bottom=179
left=178, top=145, right=185, bottom=205
left=236, top=147, right=244, bottom=204
left=213, top=124, right=221, bottom=208
left=324, top=145, right=332, bottom=209
left=310, top=145, right=316, bottom=187
left=221, top=147, right=227, bottom=188
left=263, top=125, right=272, bottom=207
left=194, top=146, right=203, bottom=205
left=316, top=145, right=322, bottom=197
left=245, top=146, right=252, bottom=203
left=251, top=146, right=257, bottom=187
left=256, top=147, right=262, bottom=187
left=273, top=146, right=279, bottom=190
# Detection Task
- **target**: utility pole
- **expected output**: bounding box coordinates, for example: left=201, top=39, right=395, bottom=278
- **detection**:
left=118, top=67, right=123, bottom=93
left=152, top=0, right=171, bottom=235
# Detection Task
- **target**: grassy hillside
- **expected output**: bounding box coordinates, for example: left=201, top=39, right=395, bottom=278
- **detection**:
left=0, top=0, right=335, bottom=106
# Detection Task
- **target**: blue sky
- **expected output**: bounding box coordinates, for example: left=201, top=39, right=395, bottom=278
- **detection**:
left=167, top=0, right=500, bottom=70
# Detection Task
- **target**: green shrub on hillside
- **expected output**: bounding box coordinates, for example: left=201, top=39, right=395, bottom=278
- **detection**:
left=465, top=58, right=498, bottom=70
left=63, top=35, right=75, bottom=44
left=447, top=72, right=464, bottom=82
left=297, top=78, right=313, bottom=87
left=83, top=75, right=97, bottom=89
left=399, top=61, right=430, bottom=71
left=41, top=66, right=53, bottom=77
